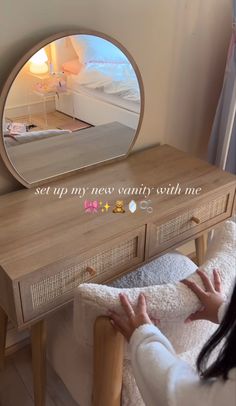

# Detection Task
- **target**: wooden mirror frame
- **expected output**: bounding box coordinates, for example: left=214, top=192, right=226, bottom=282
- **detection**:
left=0, top=29, right=144, bottom=188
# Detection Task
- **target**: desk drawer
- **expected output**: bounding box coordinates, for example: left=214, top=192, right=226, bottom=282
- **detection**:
left=148, top=191, right=234, bottom=258
left=20, top=226, right=145, bottom=322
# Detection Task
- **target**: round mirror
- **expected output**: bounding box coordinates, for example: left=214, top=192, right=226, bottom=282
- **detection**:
left=0, top=31, right=144, bottom=187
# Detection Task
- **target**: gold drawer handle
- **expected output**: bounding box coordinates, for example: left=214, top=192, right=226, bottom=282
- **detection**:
left=191, top=216, right=201, bottom=224
left=85, top=266, right=97, bottom=276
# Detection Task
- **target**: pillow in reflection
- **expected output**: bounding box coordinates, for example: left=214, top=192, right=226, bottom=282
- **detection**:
left=62, top=58, right=83, bottom=75
left=70, top=34, right=129, bottom=64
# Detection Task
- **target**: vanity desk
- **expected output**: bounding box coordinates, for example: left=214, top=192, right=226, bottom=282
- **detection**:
left=0, top=144, right=236, bottom=406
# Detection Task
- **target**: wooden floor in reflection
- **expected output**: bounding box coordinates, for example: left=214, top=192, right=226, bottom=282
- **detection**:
left=7, top=110, right=91, bottom=133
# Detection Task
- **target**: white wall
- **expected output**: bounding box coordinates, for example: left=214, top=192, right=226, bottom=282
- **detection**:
left=0, top=0, right=231, bottom=194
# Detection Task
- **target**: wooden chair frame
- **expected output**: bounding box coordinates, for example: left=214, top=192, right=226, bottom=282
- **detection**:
left=93, top=316, right=124, bottom=406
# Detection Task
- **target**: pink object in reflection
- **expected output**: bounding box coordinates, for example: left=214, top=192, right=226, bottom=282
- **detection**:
left=84, top=200, right=99, bottom=213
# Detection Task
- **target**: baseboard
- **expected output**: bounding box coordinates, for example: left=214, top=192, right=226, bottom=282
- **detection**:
left=6, top=321, right=29, bottom=350
left=6, top=338, right=30, bottom=357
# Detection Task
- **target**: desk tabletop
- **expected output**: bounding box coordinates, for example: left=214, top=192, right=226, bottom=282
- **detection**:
left=0, top=144, right=235, bottom=279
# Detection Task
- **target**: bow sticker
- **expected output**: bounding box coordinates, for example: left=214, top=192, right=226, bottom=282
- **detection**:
left=84, top=200, right=99, bottom=213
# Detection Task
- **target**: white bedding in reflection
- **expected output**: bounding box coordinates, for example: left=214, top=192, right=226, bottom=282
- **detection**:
left=4, top=129, right=71, bottom=147
left=68, top=82, right=141, bottom=115
left=70, top=62, right=140, bottom=102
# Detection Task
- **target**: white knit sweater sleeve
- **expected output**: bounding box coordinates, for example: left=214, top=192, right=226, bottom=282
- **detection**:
left=129, top=317, right=235, bottom=406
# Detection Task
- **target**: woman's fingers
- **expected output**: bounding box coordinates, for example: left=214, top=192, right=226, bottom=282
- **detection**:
left=182, top=279, right=206, bottom=300
left=197, top=269, right=214, bottom=292
left=110, top=319, right=127, bottom=337
left=119, top=293, right=135, bottom=319
left=137, top=293, right=147, bottom=314
left=185, top=308, right=206, bottom=323
left=108, top=310, right=130, bottom=337
left=213, top=269, right=222, bottom=293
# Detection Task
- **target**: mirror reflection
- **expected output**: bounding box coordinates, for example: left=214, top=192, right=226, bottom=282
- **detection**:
left=2, top=34, right=142, bottom=185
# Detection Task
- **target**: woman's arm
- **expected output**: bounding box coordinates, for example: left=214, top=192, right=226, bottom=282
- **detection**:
left=108, top=271, right=232, bottom=406
left=129, top=322, right=235, bottom=406
left=130, top=323, right=182, bottom=406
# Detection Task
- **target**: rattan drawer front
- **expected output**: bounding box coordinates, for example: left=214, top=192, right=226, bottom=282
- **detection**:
left=148, top=192, right=233, bottom=258
left=19, top=226, right=145, bottom=321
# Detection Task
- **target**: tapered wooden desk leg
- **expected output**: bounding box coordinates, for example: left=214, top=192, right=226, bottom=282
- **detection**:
left=0, top=306, right=8, bottom=371
left=195, top=234, right=206, bottom=266
left=31, top=320, right=47, bottom=406
left=93, top=316, right=124, bottom=406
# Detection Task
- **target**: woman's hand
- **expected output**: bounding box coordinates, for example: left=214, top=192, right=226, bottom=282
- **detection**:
left=108, top=293, right=153, bottom=341
left=182, top=269, right=225, bottom=324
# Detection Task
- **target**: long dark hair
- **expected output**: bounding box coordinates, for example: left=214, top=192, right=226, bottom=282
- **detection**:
left=197, top=282, right=236, bottom=380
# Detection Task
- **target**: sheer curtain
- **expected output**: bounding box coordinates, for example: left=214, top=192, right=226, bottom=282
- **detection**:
left=208, top=0, right=236, bottom=173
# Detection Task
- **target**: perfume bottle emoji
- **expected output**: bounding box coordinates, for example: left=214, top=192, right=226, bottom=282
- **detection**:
left=113, top=200, right=125, bottom=213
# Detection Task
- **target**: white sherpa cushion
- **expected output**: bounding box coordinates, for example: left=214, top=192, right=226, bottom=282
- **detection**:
left=73, top=221, right=236, bottom=406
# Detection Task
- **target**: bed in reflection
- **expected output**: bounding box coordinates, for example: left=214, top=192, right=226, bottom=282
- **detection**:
left=58, top=62, right=141, bottom=130
left=55, top=35, right=141, bottom=130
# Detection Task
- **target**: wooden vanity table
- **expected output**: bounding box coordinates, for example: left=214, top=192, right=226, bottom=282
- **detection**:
left=0, top=144, right=235, bottom=406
